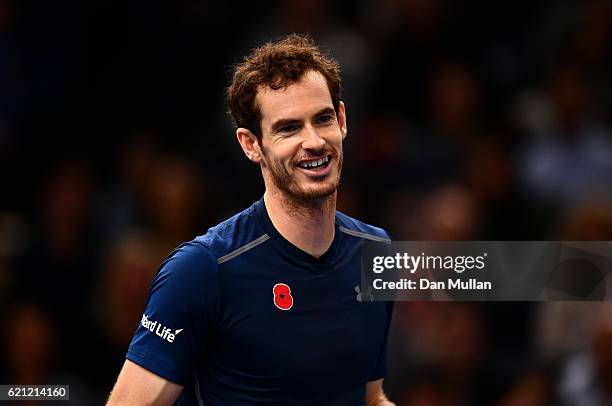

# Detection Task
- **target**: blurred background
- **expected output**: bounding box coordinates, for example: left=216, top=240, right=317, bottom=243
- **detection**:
left=1, top=0, right=612, bottom=404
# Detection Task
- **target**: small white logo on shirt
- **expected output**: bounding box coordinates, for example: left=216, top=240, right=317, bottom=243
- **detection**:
left=141, top=314, right=183, bottom=343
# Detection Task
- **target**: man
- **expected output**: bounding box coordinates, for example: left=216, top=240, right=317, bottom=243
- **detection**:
left=108, top=34, right=395, bottom=405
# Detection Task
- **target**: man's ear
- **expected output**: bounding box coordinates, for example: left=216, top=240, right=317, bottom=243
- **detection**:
left=338, top=101, right=348, bottom=139
left=236, top=128, right=263, bottom=163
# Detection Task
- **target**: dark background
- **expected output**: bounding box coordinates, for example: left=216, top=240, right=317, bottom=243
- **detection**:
left=1, top=0, right=612, bottom=404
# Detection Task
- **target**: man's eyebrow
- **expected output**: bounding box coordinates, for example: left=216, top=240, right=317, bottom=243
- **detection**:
left=314, top=107, right=336, bottom=117
left=270, top=107, right=336, bottom=133
left=270, top=117, right=301, bottom=132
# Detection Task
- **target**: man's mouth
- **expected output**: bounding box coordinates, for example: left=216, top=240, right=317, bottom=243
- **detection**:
left=297, top=155, right=331, bottom=170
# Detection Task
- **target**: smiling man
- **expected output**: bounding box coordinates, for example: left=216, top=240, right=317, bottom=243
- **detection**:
left=108, top=34, right=394, bottom=406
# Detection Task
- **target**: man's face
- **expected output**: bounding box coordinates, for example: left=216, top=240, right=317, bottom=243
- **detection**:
left=256, top=70, right=346, bottom=203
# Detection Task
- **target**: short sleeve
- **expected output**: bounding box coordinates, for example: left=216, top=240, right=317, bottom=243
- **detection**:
left=368, top=301, right=394, bottom=381
left=126, top=241, right=219, bottom=385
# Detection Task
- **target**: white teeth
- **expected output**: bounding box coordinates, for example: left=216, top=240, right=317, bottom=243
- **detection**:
left=300, top=156, right=330, bottom=169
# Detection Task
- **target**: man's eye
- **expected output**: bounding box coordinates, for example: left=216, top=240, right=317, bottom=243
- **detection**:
left=316, top=115, right=334, bottom=124
left=279, top=125, right=299, bottom=133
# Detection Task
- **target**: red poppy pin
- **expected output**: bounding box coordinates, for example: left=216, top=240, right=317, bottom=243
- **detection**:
left=273, top=283, right=293, bottom=310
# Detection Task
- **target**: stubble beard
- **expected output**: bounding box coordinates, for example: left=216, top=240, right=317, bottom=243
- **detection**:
left=262, top=148, right=343, bottom=207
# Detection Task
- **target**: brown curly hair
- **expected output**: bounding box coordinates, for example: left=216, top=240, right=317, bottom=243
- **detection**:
left=227, top=34, right=341, bottom=139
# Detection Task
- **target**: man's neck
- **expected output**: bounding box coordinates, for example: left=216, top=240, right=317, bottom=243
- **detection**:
left=263, top=190, right=336, bottom=258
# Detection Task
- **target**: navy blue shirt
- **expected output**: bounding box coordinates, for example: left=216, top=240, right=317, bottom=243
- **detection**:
left=127, top=198, right=393, bottom=405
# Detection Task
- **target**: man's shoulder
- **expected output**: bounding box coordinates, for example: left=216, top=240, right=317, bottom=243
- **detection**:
left=157, top=201, right=264, bottom=282
left=335, top=211, right=392, bottom=243
left=191, top=200, right=267, bottom=264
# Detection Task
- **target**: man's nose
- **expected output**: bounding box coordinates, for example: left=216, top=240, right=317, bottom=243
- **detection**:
left=301, top=124, right=326, bottom=151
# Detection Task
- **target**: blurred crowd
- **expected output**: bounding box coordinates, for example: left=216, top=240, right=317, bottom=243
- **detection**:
left=1, top=0, right=612, bottom=404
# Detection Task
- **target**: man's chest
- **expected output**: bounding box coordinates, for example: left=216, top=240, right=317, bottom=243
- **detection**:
left=209, top=255, right=388, bottom=388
